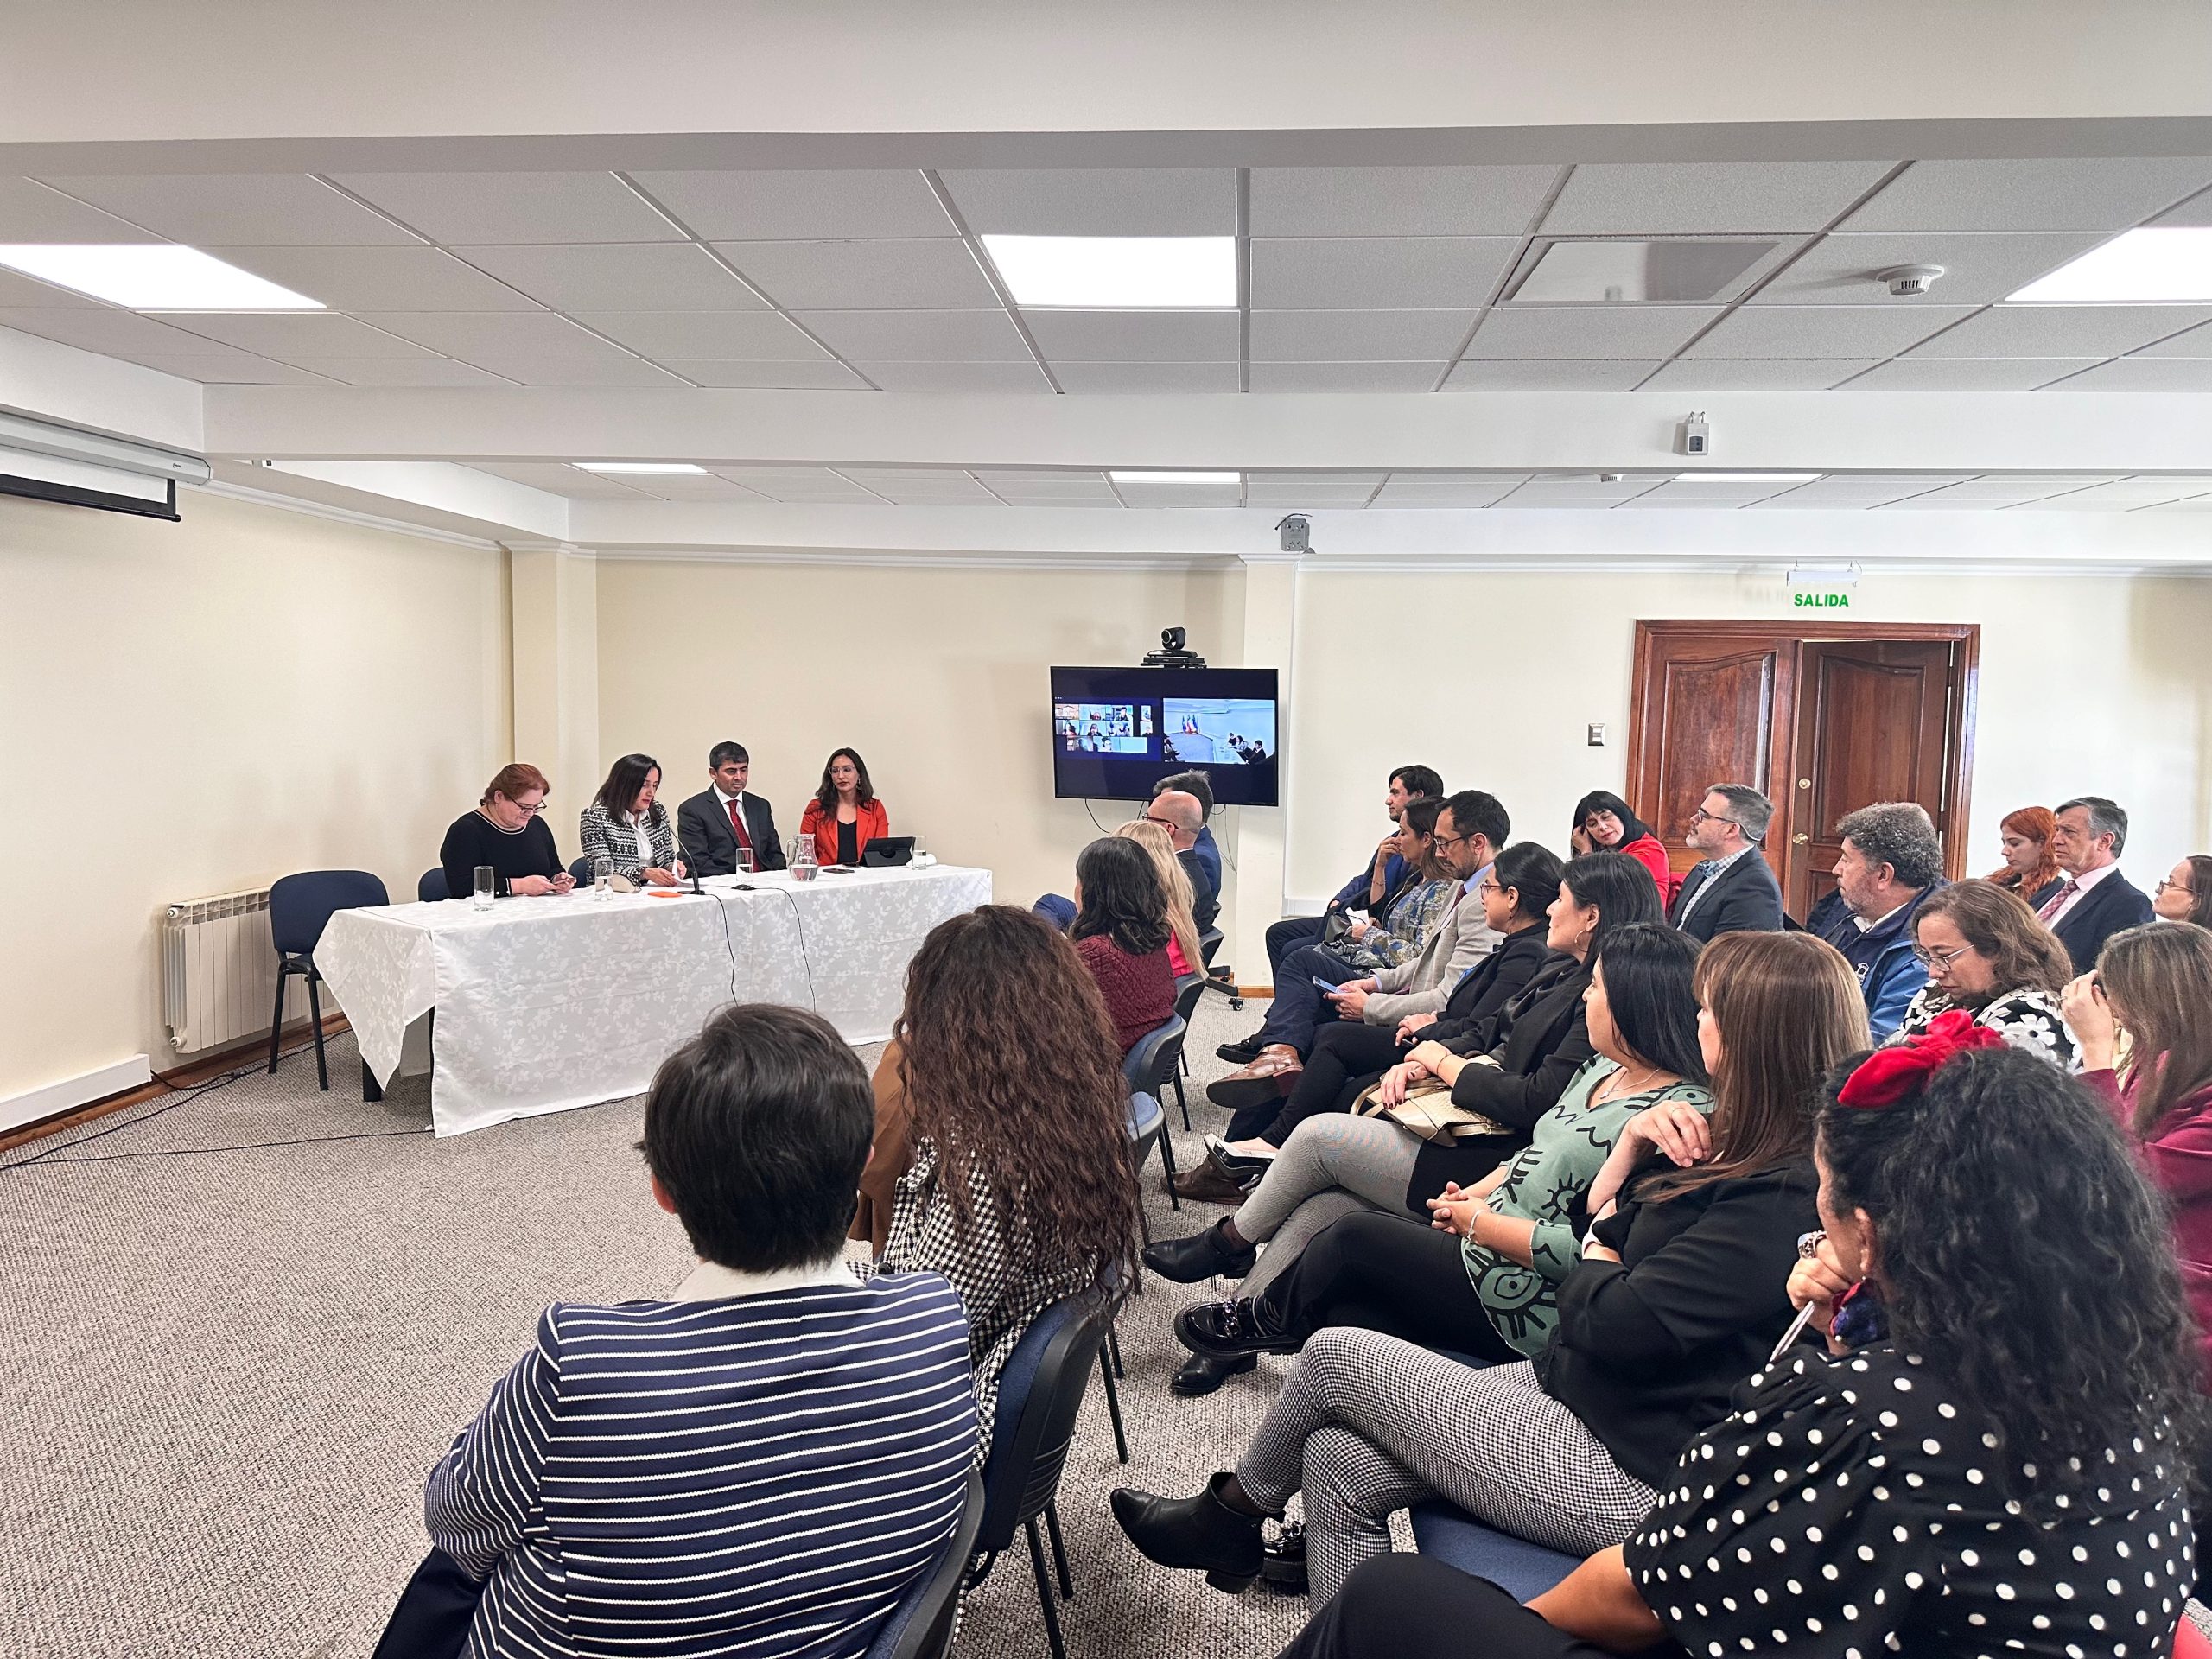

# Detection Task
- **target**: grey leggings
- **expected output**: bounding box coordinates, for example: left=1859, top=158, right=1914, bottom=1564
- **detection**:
left=1236, top=1333, right=1657, bottom=1605
left=1232, top=1115, right=1422, bottom=1300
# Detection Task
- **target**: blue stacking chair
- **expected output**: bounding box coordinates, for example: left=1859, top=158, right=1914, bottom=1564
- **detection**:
left=1408, top=1503, right=1579, bottom=1601
left=865, top=1471, right=985, bottom=1659
left=267, top=869, right=388, bottom=1092
left=1122, top=1015, right=1188, bottom=1225
left=968, top=1289, right=1116, bottom=1659
left=417, top=868, right=448, bottom=903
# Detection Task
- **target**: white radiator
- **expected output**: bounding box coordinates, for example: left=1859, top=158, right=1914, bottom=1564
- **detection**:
left=162, top=887, right=303, bottom=1054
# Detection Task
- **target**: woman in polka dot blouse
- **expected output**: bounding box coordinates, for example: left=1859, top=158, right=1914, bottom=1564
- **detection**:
left=1278, top=1037, right=2200, bottom=1659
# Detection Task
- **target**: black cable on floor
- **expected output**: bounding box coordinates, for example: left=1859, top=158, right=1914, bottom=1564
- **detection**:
left=29, top=1127, right=432, bottom=1165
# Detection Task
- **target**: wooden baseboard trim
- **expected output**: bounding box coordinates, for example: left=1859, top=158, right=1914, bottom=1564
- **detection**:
left=0, top=1014, right=353, bottom=1155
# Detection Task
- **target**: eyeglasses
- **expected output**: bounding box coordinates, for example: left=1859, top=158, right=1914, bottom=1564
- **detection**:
left=2157, top=878, right=2196, bottom=897
left=1433, top=830, right=1476, bottom=851
left=1689, top=806, right=1741, bottom=828
left=1911, top=941, right=1976, bottom=969
left=505, top=797, right=548, bottom=815
left=1141, top=813, right=1178, bottom=830
left=1475, top=877, right=1503, bottom=897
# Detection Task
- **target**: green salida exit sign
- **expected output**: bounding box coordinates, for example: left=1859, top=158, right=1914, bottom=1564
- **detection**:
left=1793, top=589, right=1851, bottom=609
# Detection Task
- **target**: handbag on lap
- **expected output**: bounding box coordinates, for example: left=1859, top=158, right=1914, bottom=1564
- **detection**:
left=1351, top=1077, right=1510, bottom=1143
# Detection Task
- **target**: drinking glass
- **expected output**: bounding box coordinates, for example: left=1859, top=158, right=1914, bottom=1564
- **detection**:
left=735, top=847, right=755, bottom=879
left=594, top=855, right=613, bottom=900
left=473, top=866, right=496, bottom=911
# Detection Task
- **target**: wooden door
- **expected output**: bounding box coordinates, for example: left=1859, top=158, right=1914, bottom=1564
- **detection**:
left=1625, top=628, right=1796, bottom=884
left=1626, top=621, right=1978, bottom=917
left=1786, top=639, right=1963, bottom=917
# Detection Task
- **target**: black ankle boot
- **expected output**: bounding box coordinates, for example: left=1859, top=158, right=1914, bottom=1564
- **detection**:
left=1109, top=1472, right=1267, bottom=1592
left=1142, top=1221, right=1258, bottom=1284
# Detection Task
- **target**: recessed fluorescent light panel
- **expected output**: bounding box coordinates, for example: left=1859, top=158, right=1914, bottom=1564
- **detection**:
left=1109, top=471, right=1241, bottom=485
left=1510, top=239, right=1777, bottom=304
left=2007, top=228, right=2212, bottom=303
left=572, top=462, right=709, bottom=475
left=982, top=236, right=1237, bottom=309
left=0, top=245, right=322, bottom=309
left=1675, top=472, right=1821, bottom=484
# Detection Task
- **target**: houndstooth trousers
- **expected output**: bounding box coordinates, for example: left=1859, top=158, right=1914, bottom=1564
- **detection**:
left=1235, top=1330, right=1656, bottom=1605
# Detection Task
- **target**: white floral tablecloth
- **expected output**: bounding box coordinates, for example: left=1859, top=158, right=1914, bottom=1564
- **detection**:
left=315, top=865, right=993, bottom=1136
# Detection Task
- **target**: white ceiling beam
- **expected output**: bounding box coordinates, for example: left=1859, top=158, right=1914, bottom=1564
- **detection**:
left=207, top=385, right=2212, bottom=476
left=4, top=3, right=2211, bottom=161
left=0, top=323, right=202, bottom=453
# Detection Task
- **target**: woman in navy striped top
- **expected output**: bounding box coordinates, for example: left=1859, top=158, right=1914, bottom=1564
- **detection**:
left=376, top=1004, right=977, bottom=1659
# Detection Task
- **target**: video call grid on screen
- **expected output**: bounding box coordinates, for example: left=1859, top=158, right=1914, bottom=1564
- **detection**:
left=1049, top=666, right=1281, bottom=805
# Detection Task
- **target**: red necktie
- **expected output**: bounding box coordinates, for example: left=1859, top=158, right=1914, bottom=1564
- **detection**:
left=727, top=799, right=754, bottom=856
left=2037, top=879, right=2078, bottom=923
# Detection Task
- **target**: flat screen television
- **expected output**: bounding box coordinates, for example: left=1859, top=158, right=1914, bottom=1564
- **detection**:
left=1050, top=665, right=1280, bottom=806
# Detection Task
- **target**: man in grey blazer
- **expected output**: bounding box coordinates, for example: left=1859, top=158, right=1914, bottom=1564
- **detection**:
left=677, top=741, right=787, bottom=876
left=1668, top=783, right=1784, bottom=942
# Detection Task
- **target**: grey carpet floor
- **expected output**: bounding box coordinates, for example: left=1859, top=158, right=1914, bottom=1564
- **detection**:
left=0, top=989, right=1327, bottom=1659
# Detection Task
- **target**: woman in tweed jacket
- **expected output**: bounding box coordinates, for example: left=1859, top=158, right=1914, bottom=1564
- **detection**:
left=577, top=753, right=685, bottom=887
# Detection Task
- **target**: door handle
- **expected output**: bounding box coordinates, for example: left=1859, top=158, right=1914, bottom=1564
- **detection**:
left=1792, top=833, right=1809, bottom=845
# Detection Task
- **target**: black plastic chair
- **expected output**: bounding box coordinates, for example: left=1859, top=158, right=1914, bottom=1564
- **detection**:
left=268, top=870, right=388, bottom=1091
left=1170, top=973, right=1207, bottom=1127
left=1122, top=1015, right=1186, bottom=1225
left=417, top=868, right=448, bottom=903
left=969, top=1290, right=1116, bottom=1659
left=867, top=1470, right=985, bottom=1659
left=1196, top=925, right=1245, bottom=1012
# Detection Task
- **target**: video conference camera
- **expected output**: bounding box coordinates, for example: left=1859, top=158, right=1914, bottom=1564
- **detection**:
left=1141, top=626, right=1208, bottom=668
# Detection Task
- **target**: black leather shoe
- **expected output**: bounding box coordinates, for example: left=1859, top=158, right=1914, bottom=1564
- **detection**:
left=1170, top=1161, right=1256, bottom=1205
left=1261, top=1522, right=1308, bottom=1594
left=1175, top=1297, right=1297, bottom=1362
left=1205, top=1135, right=1277, bottom=1179
left=1217, top=1030, right=1270, bottom=1064
left=1170, top=1351, right=1258, bottom=1396
left=1109, top=1473, right=1265, bottom=1592
left=1143, top=1221, right=1258, bottom=1284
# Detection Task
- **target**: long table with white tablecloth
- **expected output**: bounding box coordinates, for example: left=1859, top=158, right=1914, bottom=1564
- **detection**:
left=315, top=864, right=994, bottom=1136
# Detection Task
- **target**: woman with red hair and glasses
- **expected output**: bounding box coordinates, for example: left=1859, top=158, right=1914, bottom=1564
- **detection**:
left=439, top=762, right=573, bottom=900
left=1986, top=804, right=2064, bottom=911
left=1277, top=1023, right=2200, bottom=1659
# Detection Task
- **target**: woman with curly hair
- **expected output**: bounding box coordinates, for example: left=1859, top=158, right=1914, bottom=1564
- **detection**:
left=861, top=906, right=1142, bottom=1452
left=1887, top=876, right=2078, bottom=1068
left=1986, top=803, right=2065, bottom=909
left=1280, top=1030, right=2202, bottom=1659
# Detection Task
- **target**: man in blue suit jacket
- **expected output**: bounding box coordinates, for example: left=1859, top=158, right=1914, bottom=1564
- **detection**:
left=1667, top=784, right=1785, bottom=942
left=2042, top=796, right=2158, bottom=974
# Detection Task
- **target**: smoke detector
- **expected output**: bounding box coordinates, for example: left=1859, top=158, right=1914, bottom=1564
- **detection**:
left=1876, top=264, right=1946, bottom=297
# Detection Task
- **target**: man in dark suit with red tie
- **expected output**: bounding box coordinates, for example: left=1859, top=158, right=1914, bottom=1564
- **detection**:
left=2040, top=795, right=2155, bottom=974
left=677, top=741, right=787, bottom=876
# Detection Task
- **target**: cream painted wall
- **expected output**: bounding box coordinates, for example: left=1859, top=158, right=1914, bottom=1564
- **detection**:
left=594, top=558, right=1243, bottom=918
left=1283, top=565, right=2212, bottom=907
left=0, top=488, right=509, bottom=1103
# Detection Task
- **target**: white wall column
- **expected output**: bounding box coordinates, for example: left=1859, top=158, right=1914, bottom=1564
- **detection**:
left=508, top=543, right=601, bottom=814
left=1224, top=555, right=1301, bottom=987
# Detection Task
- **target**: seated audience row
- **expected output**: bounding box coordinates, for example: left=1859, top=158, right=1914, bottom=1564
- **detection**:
left=1266, top=765, right=1445, bottom=980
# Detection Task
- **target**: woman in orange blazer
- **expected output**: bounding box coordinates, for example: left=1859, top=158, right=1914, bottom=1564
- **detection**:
left=800, top=747, right=892, bottom=867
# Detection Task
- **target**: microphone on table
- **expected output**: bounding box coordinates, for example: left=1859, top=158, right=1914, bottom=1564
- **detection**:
left=670, top=806, right=705, bottom=895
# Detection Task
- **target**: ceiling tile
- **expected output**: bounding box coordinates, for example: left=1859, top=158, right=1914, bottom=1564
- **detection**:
left=1243, top=482, right=1382, bottom=507
left=1441, top=358, right=1658, bottom=390
left=1249, top=308, right=1477, bottom=361
left=2045, top=357, right=2212, bottom=391
left=1023, top=309, right=1237, bottom=362
left=1497, top=476, right=1668, bottom=505
left=0, top=306, right=220, bottom=354
left=465, top=463, right=657, bottom=498
left=616, top=474, right=767, bottom=500
left=1749, top=475, right=1970, bottom=506
left=708, top=466, right=887, bottom=502
left=1467, top=305, right=1719, bottom=359
left=568, top=309, right=826, bottom=359
left=35, top=173, right=420, bottom=245
left=0, top=176, right=162, bottom=242
left=110, top=351, right=340, bottom=384
left=836, top=467, right=1003, bottom=504
left=207, top=245, right=543, bottom=310
left=1685, top=303, right=1970, bottom=358
left=1249, top=237, right=1519, bottom=309
left=1629, top=480, right=1802, bottom=505
left=455, top=243, right=763, bottom=310
left=1840, top=357, right=2096, bottom=391
left=2132, top=320, right=2212, bottom=358
left=1050, top=361, right=1242, bottom=392
left=939, top=168, right=1233, bottom=234
left=0, top=266, right=105, bottom=306
left=632, top=170, right=954, bottom=240
left=281, top=357, right=517, bottom=386
left=2152, top=186, right=2212, bottom=227
left=347, top=310, right=682, bottom=383
left=850, top=359, right=1052, bottom=391
left=1900, top=475, right=2118, bottom=505
left=1540, top=162, right=1898, bottom=234
left=795, top=308, right=1031, bottom=361
left=1640, top=358, right=1874, bottom=390
left=652, top=359, right=868, bottom=389
left=331, top=172, right=683, bottom=245
left=1370, top=474, right=1529, bottom=506
left=1841, top=158, right=2212, bottom=232
left=1246, top=361, right=1440, bottom=391
left=2016, top=477, right=2212, bottom=508
left=1248, top=166, right=1559, bottom=236
left=1904, top=304, right=2212, bottom=358
left=716, top=239, right=997, bottom=309
left=1748, top=232, right=2108, bottom=306
left=496, top=356, right=690, bottom=387
left=143, top=311, right=441, bottom=359
left=971, top=470, right=1116, bottom=502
